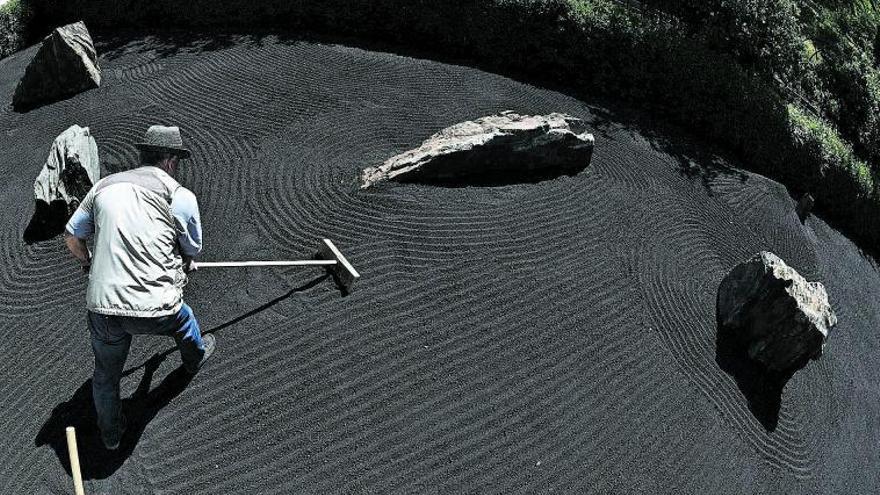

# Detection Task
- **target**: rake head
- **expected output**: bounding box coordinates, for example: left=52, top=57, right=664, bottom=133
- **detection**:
left=315, top=239, right=360, bottom=294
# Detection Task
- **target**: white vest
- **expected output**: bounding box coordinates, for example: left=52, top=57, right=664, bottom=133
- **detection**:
left=86, top=166, right=186, bottom=317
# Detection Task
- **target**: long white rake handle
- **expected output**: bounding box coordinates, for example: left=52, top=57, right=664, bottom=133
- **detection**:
left=66, top=427, right=85, bottom=495
left=190, top=239, right=360, bottom=292
left=194, top=260, right=336, bottom=268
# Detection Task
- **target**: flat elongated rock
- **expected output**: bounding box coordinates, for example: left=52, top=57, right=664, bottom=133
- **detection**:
left=361, top=111, right=595, bottom=188
left=12, top=21, right=101, bottom=111
left=23, top=124, right=100, bottom=243
left=717, top=251, right=837, bottom=372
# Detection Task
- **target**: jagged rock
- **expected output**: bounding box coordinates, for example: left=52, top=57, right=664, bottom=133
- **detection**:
left=12, top=21, right=101, bottom=111
left=23, top=125, right=100, bottom=243
left=361, top=111, right=595, bottom=188
left=717, top=251, right=837, bottom=372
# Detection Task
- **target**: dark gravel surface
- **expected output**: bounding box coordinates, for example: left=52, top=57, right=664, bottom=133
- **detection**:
left=0, top=32, right=878, bottom=494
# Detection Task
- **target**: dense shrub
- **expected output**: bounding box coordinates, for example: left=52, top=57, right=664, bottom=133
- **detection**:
left=808, top=0, right=880, bottom=64
left=0, top=0, right=29, bottom=59
left=640, top=0, right=810, bottom=85
left=787, top=104, right=878, bottom=242
left=636, top=0, right=880, bottom=175
left=812, top=37, right=880, bottom=167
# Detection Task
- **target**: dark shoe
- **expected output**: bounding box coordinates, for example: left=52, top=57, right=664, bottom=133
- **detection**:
left=186, top=333, right=216, bottom=374
left=102, top=413, right=127, bottom=450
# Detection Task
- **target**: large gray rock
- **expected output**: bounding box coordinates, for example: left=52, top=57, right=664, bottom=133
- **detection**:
left=361, top=111, right=595, bottom=188
left=23, top=125, right=100, bottom=243
left=717, top=251, right=837, bottom=372
left=13, top=21, right=101, bottom=111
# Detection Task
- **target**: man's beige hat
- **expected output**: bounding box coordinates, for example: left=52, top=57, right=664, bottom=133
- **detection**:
left=135, top=125, right=191, bottom=159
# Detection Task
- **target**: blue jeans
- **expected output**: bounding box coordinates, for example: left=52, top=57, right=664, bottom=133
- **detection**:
left=87, top=303, right=205, bottom=445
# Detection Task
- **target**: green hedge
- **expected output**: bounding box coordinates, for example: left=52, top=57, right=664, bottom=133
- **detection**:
left=788, top=105, right=877, bottom=236
left=15, top=0, right=880, bottom=250
left=0, top=0, right=29, bottom=59
left=817, top=44, right=880, bottom=165
left=639, top=0, right=810, bottom=85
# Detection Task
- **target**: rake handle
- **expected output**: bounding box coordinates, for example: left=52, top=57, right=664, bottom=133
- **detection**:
left=194, top=260, right=338, bottom=268
left=66, top=427, right=85, bottom=495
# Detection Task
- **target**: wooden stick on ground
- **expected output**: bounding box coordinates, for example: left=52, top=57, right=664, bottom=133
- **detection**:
left=65, top=426, right=86, bottom=495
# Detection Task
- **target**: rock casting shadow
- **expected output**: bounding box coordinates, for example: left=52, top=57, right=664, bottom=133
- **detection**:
left=12, top=87, right=95, bottom=113
left=395, top=148, right=594, bottom=188
left=714, top=316, right=810, bottom=432
left=23, top=200, right=71, bottom=244
left=397, top=168, right=589, bottom=188
left=35, top=353, right=192, bottom=480
left=13, top=95, right=72, bottom=114
left=24, top=164, right=92, bottom=243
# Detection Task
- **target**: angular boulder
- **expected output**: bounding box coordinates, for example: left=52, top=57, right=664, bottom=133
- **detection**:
left=717, top=251, right=837, bottom=372
left=361, top=111, right=595, bottom=188
left=23, top=125, right=100, bottom=243
left=13, top=21, right=101, bottom=111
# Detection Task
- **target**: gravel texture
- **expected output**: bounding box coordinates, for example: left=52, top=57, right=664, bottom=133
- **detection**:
left=0, top=32, right=878, bottom=494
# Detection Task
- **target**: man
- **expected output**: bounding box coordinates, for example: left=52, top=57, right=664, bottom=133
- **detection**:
left=64, top=125, right=216, bottom=450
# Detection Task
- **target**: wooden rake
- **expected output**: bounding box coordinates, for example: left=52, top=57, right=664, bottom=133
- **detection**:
left=194, top=239, right=360, bottom=293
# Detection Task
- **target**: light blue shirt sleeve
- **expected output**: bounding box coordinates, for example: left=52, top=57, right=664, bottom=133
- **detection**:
left=171, top=187, right=203, bottom=257
left=65, top=186, right=96, bottom=239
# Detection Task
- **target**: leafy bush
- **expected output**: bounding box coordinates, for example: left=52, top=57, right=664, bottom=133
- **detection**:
left=635, top=0, right=880, bottom=174
left=639, top=0, right=810, bottom=85
left=807, top=0, right=880, bottom=65
left=0, top=0, right=29, bottom=59
left=814, top=41, right=880, bottom=166
left=787, top=104, right=878, bottom=240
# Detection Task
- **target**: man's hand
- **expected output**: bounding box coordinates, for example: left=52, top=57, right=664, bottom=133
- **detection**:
left=64, top=233, right=92, bottom=275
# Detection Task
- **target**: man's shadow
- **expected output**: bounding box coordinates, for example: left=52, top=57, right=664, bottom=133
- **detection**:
left=34, top=353, right=191, bottom=479
left=714, top=316, right=810, bottom=432
left=35, top=274, right=329, bottom=480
